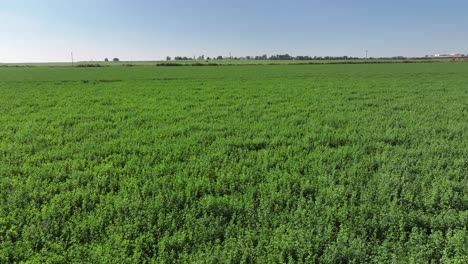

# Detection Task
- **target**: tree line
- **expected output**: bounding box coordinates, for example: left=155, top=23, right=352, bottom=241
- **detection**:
left=166, top=54, right=456, bottom=61
left=169, top=54, right=365, bottom=61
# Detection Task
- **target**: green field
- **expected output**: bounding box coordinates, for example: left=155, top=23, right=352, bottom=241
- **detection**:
left=1, top=63, right=467, bottom=263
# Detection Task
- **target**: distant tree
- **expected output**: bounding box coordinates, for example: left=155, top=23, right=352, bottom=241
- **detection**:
left=166, top=56, right=171, bottom=61
left=113, top=58, right=119, bottom=62
left=104, top=58, right=109, bottom=62
left=217, top=56, right=223, bottom=60
left=174, top=56, right=192, bottom=60
left=269, top=54, right=291, bottom=60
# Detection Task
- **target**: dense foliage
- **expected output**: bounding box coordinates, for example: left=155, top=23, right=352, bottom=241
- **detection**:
left=1, top=64, right=467, bottom=263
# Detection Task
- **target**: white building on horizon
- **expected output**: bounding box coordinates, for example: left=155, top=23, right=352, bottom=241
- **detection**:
left=431, top=53, right=465, bottom=58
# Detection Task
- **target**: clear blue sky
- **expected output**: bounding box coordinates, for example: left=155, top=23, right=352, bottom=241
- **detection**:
left=1, top=0, right=467, bottom=62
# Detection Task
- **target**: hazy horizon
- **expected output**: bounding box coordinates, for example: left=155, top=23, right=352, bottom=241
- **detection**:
left=1, top=0, right=468, bottom=63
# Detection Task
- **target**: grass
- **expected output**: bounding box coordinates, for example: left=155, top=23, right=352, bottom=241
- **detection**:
left=0, top=63, right=467, bottom=263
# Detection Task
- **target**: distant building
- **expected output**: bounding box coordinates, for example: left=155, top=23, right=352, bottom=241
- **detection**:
left=431, top=53, right=465, bottom=58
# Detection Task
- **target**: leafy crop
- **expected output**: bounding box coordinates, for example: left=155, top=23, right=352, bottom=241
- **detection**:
left=1, top=63, right=467, bottom=263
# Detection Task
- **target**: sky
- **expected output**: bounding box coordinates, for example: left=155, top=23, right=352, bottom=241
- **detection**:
left=1, top=0, right=467, bottom=62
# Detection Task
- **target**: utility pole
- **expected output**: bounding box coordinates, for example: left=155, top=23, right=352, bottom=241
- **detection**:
left=71, top=52, right=74, bottom=66
left=365, top=50, right=368, bottom=59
